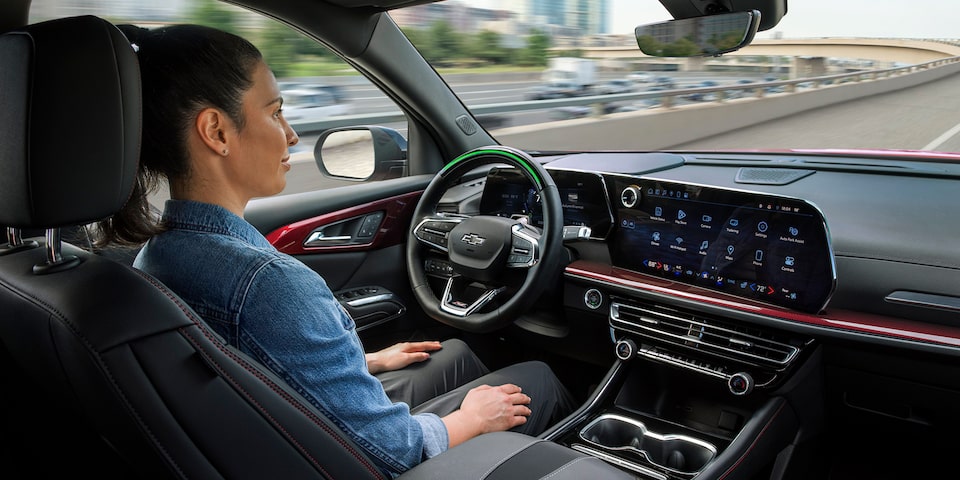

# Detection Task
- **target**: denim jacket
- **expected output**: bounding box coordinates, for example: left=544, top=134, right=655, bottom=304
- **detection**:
left=133, top=200, right=447, bottom=477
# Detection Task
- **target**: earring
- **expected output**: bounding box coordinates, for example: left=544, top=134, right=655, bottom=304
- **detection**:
left=222, top=148, right=229, bottom=156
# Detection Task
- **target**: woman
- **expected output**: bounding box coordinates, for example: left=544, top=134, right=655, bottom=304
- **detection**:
left=97, top=24, right=575, bottom=477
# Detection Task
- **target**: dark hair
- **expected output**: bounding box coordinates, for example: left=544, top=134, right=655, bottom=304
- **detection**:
left=94, top=24, right=263, bottom=246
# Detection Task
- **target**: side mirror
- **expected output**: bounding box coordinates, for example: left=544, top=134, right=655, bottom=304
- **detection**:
left=635, top=10, right=760, bottom=57
left=314, top=126, right=408, bottom=182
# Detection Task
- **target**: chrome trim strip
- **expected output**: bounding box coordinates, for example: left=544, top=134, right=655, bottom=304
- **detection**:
left=570, top=444, right=668, bottom=480
left=303, top=231, right=353, bottom=247
left=439, top=276, right=504, bottom=317
left=506, top=224, right=540, bottom=268
left=345, top=293, right=394, bottom=308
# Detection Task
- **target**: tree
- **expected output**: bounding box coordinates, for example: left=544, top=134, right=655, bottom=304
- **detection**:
left=518, top=29, right=550, bottom=67
left=427, top=21, right=460, bottom=64
left=473, top=30, right=508, bottom=64
left=257, top=20, right=298, bottom=78
left=188, top=0, right=240, bottom=35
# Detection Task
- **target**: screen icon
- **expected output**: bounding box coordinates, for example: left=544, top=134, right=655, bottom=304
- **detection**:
left=729, top=219, right=739, bottom=227
left=702, top=214, right=712, bottom=223
left=700, top=240, right=709, bottom=251
left=784, top=256, right=796, bottom=267
left=727, top=245, right=735, bottom=255
left=652, top=232, right=661, bottom=242
left=654, top=206, right=663, bottom=217
left=789, top=226, right=799, bottom=236
left=757, top=221, right=768, bottom=233
left=677, top=210, right=687, bottom=220
left=755, top=250, right=764, bottom=261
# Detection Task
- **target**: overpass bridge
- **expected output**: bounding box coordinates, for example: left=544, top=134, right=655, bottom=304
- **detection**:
left=577, top=38, right=960, bottom=64
left=571, top=38, right=960, bottom=77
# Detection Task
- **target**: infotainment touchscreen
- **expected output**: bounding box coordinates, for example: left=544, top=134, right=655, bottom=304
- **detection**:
left=607, top=176, right=835, bottom=313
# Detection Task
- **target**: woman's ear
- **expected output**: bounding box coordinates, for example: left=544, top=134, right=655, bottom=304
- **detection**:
left=196, top=107, right=232, bottom=157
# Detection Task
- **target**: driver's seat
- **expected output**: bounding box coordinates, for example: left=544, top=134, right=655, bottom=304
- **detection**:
left=0, top=15, right=392, bottom=479
left=0, top=15, right=635, bottom=480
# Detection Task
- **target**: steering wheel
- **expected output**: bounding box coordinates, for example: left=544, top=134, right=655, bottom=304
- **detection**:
left=406, top=146, right=563, bottom=333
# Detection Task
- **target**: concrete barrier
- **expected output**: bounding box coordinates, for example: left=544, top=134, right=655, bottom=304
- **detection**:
left=493, top=61, right=960, bottom=151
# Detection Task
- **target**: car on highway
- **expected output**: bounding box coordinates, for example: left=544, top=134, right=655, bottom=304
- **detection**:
left=526, top=81, right=582, bottom=100
left=279, top=87, right=352, bottom=123
left=627, top=71, right=654, bottom=83
left=4, top=1, right=960, bottom=479
left=653, top=75, right=678, bottom=89
left=599, top=79, right=637, bottom=94
left=686, top=80, right=719, bottom=101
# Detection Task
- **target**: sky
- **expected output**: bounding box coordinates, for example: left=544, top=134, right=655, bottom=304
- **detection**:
left=628, top=0, right=960, bottom=39
left=480, top=1, right=960, bottom=40
left=609, top=0, right=960, bottom=39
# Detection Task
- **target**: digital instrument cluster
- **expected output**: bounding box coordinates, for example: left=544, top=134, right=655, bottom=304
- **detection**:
left=478, top=167, right=613, bottom=238
left=607, top=176, right=836, bottom=313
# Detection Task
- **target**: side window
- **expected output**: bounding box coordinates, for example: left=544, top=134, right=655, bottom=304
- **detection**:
left=31, top=0, right=409, bottom=205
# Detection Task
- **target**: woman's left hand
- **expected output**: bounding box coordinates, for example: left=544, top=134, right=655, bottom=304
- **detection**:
left=366, top=341, right=443, bottom=374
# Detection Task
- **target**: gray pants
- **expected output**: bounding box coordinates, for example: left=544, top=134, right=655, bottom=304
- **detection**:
left=376, top=338, right=578, bottom=436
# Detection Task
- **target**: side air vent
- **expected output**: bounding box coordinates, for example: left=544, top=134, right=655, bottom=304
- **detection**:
left=610, top=301, right=801, bottom=368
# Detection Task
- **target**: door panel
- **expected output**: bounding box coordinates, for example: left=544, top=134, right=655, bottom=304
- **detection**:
left=245, top=174, right=451, bottom=348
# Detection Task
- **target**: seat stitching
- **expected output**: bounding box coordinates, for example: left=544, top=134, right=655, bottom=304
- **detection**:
left=538, top=456, right=602, bottom=480
left=0, top=270, right=187, bottom=478
left=479, top=439, right=544, bottom=480
left=718, top=400, right=787, bottom=479
left=135, top=269, right=386, bottom=480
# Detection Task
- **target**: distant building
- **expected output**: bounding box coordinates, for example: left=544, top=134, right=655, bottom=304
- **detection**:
left=530, top=0, right=610, bottom=35
left=392, top=0, right=611, bottom=37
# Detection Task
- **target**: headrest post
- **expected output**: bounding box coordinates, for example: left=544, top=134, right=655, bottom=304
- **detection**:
left=7, top=227, right=23, bottom=246
left=0, top=227, right=40, bottom=256
left=32, top=228, right=80, bottom=274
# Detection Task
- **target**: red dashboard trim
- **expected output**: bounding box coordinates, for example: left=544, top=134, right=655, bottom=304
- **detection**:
left=566, top=260, right=960, bottom=348
left=265, top=191, right=422, bottom=255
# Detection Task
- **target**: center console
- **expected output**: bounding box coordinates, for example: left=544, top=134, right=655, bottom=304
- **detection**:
left=544, top=271, right=823, bottom=480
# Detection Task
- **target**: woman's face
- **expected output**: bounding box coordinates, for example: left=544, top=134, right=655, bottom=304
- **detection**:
left=227, top=60, right=299, bottom=200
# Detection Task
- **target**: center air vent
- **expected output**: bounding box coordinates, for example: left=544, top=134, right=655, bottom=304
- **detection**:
left=610, top=301, right=802, bottom=369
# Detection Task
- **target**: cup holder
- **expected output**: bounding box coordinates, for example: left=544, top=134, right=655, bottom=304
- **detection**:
left=579, top=414, right=717, bottom=475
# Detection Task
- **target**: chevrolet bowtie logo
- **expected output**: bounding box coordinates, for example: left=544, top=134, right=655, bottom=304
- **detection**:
left=460, top=233, right=486, bottom=246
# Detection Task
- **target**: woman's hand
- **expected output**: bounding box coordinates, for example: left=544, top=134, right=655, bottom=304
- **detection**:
left=366, top=341, right=443, bottom=374
left=441, top=384, right=532, bottom=448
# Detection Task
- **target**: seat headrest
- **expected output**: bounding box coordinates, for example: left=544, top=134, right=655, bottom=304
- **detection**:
left=0, top=15, right=141, bottom=229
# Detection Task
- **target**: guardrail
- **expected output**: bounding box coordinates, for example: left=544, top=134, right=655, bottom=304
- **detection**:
left=288, top=56, right=960, bottom=135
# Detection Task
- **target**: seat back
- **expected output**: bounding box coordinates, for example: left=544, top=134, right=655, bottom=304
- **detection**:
left=0, top=16, right=384, bottom=479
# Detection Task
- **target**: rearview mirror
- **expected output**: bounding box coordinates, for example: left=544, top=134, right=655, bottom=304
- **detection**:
left=635, top=10, right=760, bottom=57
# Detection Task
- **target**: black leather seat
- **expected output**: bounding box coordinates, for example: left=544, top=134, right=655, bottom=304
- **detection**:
left=0, top=15, right=635, bottom=480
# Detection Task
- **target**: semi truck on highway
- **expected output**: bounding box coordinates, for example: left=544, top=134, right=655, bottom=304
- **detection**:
left=541, top=57, right=596, bottom=95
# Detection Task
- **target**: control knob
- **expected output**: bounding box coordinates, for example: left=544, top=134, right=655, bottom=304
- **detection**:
left=728, top=372, right=755, bottom=396
left=615, top=339, right=637, bottom=361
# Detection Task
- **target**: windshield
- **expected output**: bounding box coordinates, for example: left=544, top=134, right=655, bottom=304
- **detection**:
left=28, top=0, right=960, bottom=164
left=392, top=0, right=960, bottom=155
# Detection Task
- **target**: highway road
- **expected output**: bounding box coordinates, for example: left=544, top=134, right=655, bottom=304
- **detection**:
left=148, top=71, right=960, bottom=207
left=668, top=71, right=960, bottom=152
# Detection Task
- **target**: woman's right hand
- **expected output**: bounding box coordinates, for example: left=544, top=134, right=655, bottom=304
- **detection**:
left=441, top=383, right=531, bottom=448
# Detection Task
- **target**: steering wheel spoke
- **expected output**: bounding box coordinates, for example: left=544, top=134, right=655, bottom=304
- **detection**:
left=439, top=276, right=506, bottom=317
left=506, top=224, right=540, bottom=268
left=413, top=215, right=466, bottom=252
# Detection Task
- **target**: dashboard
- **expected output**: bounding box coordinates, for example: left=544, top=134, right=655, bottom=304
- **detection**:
left=479, top=166, right=836, bottom=314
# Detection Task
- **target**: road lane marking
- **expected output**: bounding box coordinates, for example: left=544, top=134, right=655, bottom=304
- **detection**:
left=923, top=120, right=960, bottom=151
